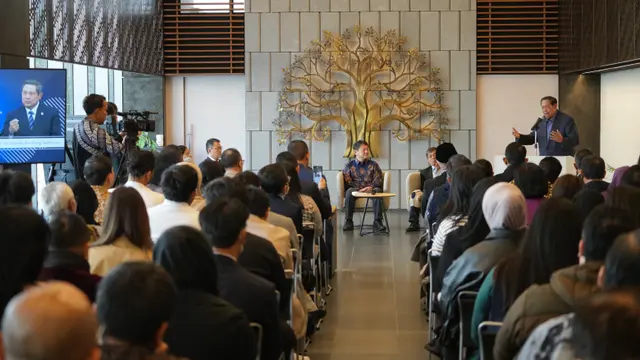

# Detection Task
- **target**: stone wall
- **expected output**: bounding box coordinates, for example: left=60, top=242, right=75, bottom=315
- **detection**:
left=245, top=0, right=477, bottom=208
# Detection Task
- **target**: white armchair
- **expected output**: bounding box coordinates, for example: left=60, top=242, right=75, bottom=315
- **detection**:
left=406, top=172, right=423, bottom=212
left=336, top=171, right=392, bottom=210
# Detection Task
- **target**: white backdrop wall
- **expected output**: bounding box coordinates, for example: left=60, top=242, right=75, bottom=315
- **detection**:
left=165, top=75, right=246, bottom=164
left=477, top=74, right=559, bottom=164
left=601, top=67, right=640, bottom=168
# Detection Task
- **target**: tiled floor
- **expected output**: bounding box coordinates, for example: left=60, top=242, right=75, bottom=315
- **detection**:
left=306, top=210, right=430, bottom=359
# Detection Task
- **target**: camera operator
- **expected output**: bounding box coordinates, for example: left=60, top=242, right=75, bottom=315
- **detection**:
left=72, top=94, right=123, bottom=179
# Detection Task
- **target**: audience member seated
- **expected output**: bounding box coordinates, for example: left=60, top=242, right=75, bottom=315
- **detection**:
left=407, top=146, right=441, bottom=232
left=179, top=161, right=205, bottom=210
left=259, top=163, right=304, bottom=234
left=0, top=170, right=35, bottom=206
left=148, top=146, right=183, bottom=194
left=281, top=161, right=323, bottom=236
left=148, top=164, right=201, bottom=242
left=581, top=155, right=609, bottom=193
left=573, top=148, right=593, bottom=177
left=221, top=148, right=244, bottom=178
left=427, top=154, right=473, bottom=229
left=0, top=206, right=49, bottom=320
left=2, top=282, right=100, bottom=360
left=571, top=290, right=640, bottom=359
left=514, top=163, right=549, bottom=225
left=200, top=198, right=288, bottom=360
left=70, top=180, right=102, bottom=242
left=496, top=205, right=634, bottom=360
left=277, top=150, right=332, bottom=220
left=515, top=223, right=640, bottom=360
left=473, top=158, right=494, bottom=178
left=287, top=140, right=314, bottom=183
left=245, top=186, right=293, bottom=270
left=495, top=142, right=526, bottom=183
left=572, top=189, right=605, bottom=219
left=39, top=212, right=102, bottom=302
left=341, top=140, right=386, bottom=232
left=605, top=186, right=640, bottom=227
left=539, top=156, right=563, bottom=184
left=430, top=165, right=483, bottom=256
left=607, top=165, right=630, bottom=196
left=176, top=145, right=192, bottom=162
left=83, top=154, right=114, bottom=223
left=96, top=262, right=186, bottom=360
left=124, top=150, right=165, bottom=208
left=436, top=182, right=526, bottom=358
left=471, top=197, right=583, bottom=347
left=154, top=226, right=256, bottom=360
left=237, top=171, right=299, bottom=250
left=39, top=181, right=77, bottom=221
left=434, top=177, right=497, bottom=293
left=203, top=177, right=290, bottom=316
left=89, top=187, right=153, bottom=276
left=621, top=164, right=640, bottom=188
left=421, top=143, right=457, bottom=221
left=551, top=174, right=583, bottom=200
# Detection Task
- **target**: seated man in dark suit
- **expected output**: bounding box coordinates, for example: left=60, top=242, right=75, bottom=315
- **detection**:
left=203, top=177, right=290, bottom=317
left=198, top=138, right=225, bottom=185
left=259, top=164, right=304, bottom=234
left=421, top=143, right=458, bottom=219
left=494, top=142, right=527, bottom=183
left=200, top=198, right=289, bottom=360
left=2, top=80, right=61, bottom=137
left=407, top=146, right=442, bottom=232
left=426, top=154, right=472, bottom=228
left=276, top=150, right=332, bottom=220
left=581, top=155, right=609, bottom=193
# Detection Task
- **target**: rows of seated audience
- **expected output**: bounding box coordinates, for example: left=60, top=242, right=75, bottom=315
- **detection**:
left=411, top=141, right=640, bottom=359
left=0, top=137, right=336, bottom=360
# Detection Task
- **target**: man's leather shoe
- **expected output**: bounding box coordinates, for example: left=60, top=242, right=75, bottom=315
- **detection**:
left=373, top=221, right=387, bottom=232
left=342, top=220, right=354, bottom=231
left=405, top=223, right=420, bottom=232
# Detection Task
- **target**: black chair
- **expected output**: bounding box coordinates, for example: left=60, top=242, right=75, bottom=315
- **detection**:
left=478, top=321, right=502, bottom=360
left=249, top=322, right=263, bottom=360
left=457, top=291, right=479, bottom=360
left=427, top=249, right=441, bottom=360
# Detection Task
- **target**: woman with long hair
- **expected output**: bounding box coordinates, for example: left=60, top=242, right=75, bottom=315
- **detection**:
left=471, top=197, right=583, bottom=345
left=282, top=161, right=322, bottom=235
left=154, top=226, right=256, bottom=360
left=514, top=163, right=549, bottom=224
left=89, top=187, right=153, bottom=276
left=551, top=174, right=583, bottom=200
left=606, top=186, right=640, bottom=227
left=434, top=176, right=497, bottom=292
left=70, top=180, right=102, bottom=242
left=431, top=165, right=484, bottom=256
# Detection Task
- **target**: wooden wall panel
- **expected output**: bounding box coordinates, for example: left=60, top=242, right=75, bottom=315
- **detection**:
left=163, top=1, right=244, bottom=75
left=477, top=0, right=559, bottom=74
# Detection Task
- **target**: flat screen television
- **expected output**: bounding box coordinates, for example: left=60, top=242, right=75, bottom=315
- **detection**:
left=0, top=69, right=67, bottom=164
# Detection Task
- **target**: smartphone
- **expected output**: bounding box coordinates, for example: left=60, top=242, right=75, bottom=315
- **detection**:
left=313, top=165, right=324, bottom=184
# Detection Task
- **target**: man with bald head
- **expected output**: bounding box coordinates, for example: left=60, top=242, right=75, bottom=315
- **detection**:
left=2, top=282, right=100, bottom=360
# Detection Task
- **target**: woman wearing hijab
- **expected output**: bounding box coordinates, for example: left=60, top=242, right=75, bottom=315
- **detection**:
left=606, top=165, right=630, bottom=198
left=435, top=182, right=527, bottom=359
left=154, top=226, right=256, bottom=360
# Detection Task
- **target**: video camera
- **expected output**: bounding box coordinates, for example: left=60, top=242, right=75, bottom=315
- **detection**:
left=116, top=110, right=157, bottom=135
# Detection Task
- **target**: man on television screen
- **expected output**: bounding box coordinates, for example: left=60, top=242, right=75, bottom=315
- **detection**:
left=1, top=80, right=60, bottom=137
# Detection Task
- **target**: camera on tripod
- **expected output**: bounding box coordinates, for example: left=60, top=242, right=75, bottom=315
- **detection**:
left=116, top=110, right=157, bottom=135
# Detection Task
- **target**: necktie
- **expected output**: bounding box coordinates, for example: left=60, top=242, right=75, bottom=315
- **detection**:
left=28, top=111, right=35, bottom=130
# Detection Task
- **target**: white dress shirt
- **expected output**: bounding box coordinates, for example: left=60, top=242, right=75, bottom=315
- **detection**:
left=124, top=180, right=165, bottom=209
left=148, top=199, right=201, bottom=242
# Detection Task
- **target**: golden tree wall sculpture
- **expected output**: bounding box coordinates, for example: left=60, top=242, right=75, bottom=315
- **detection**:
left=273, top=26, right=447, bottom=158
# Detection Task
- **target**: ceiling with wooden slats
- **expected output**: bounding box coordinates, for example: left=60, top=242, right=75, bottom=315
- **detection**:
left=164, top=1, right=244, bottom=75
left=477, top=0, right=559, bottom=74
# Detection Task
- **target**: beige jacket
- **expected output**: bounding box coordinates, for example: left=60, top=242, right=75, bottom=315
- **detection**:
left=246, top=214, right=293, bottom=271
left=88, top=236, right=152, bottom=277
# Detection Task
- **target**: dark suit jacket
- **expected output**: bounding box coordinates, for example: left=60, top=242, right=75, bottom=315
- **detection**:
left=164, top=289, right=256, bottom=360
left=238, top=233, right=291, bottom=316
left=421, top=172, right=447, bottom=216
left=38, top=250, right=101, bottom=302
left=198, top=157, right=225, bottom=183
left=517, top=110, right=579, bottom=156
left=494, top=164, right=519, bottom=183
left=420, top=166, right=434, bottom=186
left=268, top=193, right=303, bottom=234
left=583, top=179, right=609, bottom=193
left=2, top=103, right=60, bottom=137
left=215, top=254, right=282, bottom=360
left=300, top=179, right=332, bottom=219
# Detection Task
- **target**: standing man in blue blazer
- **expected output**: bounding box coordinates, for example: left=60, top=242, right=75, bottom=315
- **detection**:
left=512, top=96, right=579, bottom=156
left=2, top=80, right=61, bottom=137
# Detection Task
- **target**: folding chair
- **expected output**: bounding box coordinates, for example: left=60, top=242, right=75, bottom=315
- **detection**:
left=457, top=291, right=479, bottom=360
left=426, top=249, right=440, bottom=360
left=478, top=321, right=502, bottom=360
left=249, top=322, right=263, bottom=360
